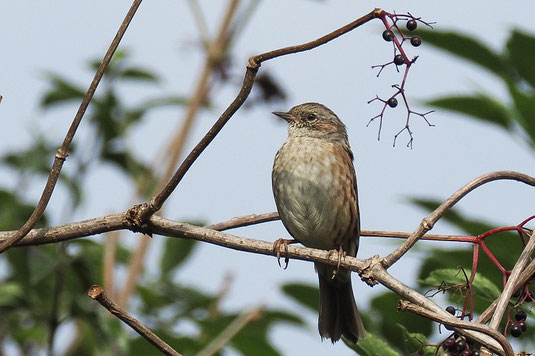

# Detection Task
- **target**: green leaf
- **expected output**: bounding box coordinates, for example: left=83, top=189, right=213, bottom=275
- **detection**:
left=40, top=74, right=86, bottom=107
left=425, top=95, right=511, bottom=129
left=0, top=282, right=23, bottom=306
left=280, top=282, right=318, bottom=311
left=160, top=238, right=198, bottom=278
left=119, top=67, right=160, bottom=83
left=506, top=30, right=535, bottom=89
left=347, top=331, right=399, bottom=356
left=416, top=29, right=506, bottom=78
left=507, top=82, right=535, bottom=145
left=369, top=293, right=433, bottom=352
left=398, top=324, right=435, bottom=356
left=421, top=268, right=501, bottom=300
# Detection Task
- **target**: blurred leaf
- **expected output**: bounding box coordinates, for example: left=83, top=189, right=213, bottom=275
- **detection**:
left=120, top=67, right=160, bottom=83
left=0, top=282, right=23, bottom=306
left=416, top=29, right=506, bottom=78
left=281, top=282, right=318, bottom=312
left=2, top=138, right=56, bottom=174
left=161, top=238, right=198, bottom=278
left=398, top=324, right=435, bottom=356
left=370, top=293, right=433, bottom=352
left=507, top=82, right=535, bottom=145
left=0, top=190, right=47, bottom=230
left=40, top=74, right=86, bottom=107
left=425, top=95, right=511, bottom=129
left=347, top=331, right=399, bottom=356
left=506, top=30, right=535, bottom=89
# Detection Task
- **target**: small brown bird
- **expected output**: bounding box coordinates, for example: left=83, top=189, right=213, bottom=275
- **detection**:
left=272, top=102, right=365, bottom=343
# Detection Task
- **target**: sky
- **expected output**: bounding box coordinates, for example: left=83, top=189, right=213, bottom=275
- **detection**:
left=2, top=1, right=535, bottom=355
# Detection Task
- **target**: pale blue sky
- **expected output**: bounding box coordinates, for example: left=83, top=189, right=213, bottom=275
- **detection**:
left=2, top=1, right=535, bottom=355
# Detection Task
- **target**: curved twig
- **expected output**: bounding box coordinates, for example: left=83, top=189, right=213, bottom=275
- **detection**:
left=0, top=0, right=144, bottom=254
left=382, top=171, right=535, bottom=268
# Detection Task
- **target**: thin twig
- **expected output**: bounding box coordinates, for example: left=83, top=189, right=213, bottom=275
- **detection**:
left=88, top=285, right=182, bottom=356
left=398, top=301, right=513, bottom=356
left=382, top=171, right=535, bottom=268
left=139, top=8, right=383, bottom=222
left=0, top=0, right=144, bottom=254
left=195, top=305, right=263, bottom=356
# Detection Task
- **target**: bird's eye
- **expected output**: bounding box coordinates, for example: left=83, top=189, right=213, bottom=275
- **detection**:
left=305, top=113, right=317, bottom=121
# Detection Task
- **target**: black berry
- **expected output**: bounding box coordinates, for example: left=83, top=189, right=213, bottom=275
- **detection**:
left=472, top=351, right=480, bottom=356
left=515, top=309, right=527, bottom=321
left=387, top=97, right=398, bottom=108
left=410, top=35, right=422, bottom=47
left=382, top=29, right=395, bottom=42
left=406, top=19, right=417, bottom=31
left=446, top=305, right=456, bottom=315
left=456, top=339, right=467, bottom=351
left=394, top=54, right=405, bottom=66
left=443, top=338, right=456, bottom=350
left=519, top=320, right=527, bottom=332
left=510, top=324, right=522, bottom=337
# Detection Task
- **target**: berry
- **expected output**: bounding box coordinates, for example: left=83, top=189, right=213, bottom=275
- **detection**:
left=472, top=351, right=480, bottom=356
left=410, top=35, right=422, bottom=47
left=443, top=338, right=456, bottom=350
left=394, top=54, right=405, bottom=66
left=387, top=97, right=398, bottom=108
left=446, top=305, right=456, bottom=315
left=382, top=29, right=395, bottom=42
left=515, top=309, right=527, bottom=321
left=406, top=19, right=417, bottom=31
left=519, top=320, right=527, bottom=332
left=456, top=339, right=467, bottom=351
left=510, top=324, right=522, bottom=337
left=462, top=349, right=472, bottom=356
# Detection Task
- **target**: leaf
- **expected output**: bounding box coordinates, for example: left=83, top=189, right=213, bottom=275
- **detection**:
left=40, top=74, right=86, bottom=107
left=347, top=332, right=399, bottom=356
left=0, top=282, right=23, bottom=306
left=120, top=67, right=160, bottom=83
left=421, top=268, right=501, bottom=300
left=398, top=324, right=435, bottom=356
left=506, top=30, right=535, bottom=89
left=160, top=238, right=198, bottom=278
left=280, top=282, right=319, bottom=312
left=507, top=82, right=535, bottom=146
left=369, top=293, right=433, bottom=352
left=416, top=29, right=506, bottom=78
left=425, top=95, right=511, bottom=130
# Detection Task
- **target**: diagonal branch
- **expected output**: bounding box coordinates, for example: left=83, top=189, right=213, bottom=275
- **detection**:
left=88, top=285, right=181, bottom=356
left=138, top=8, right=383, bottom=222
left=0, top=0, right=144, bottom=254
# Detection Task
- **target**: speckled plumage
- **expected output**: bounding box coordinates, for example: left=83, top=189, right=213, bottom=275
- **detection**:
left=272, top=102, right=365, bottom=343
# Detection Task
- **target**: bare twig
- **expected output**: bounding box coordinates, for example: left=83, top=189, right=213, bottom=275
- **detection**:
left=382, top=171, right=535, bottom=268
left=0, top=0, right=144, bottom=254
left=88, top=285, right=181, bottom=356
left=139, top=8, right=383, bottom=222
left=195, top=305, right=263, bottom=356
left=398, top=301, right=513, bottom=356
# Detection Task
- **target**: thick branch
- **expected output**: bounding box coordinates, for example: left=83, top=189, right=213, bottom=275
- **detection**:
left=0, top=0, right=144, bottom=254
left=382, top=171, right=535, bottom=268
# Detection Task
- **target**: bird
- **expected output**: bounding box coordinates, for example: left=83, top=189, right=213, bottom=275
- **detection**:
left=271, top=102, right=365, bottom=343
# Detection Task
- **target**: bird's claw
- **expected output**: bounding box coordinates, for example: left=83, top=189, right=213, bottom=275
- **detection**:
left=273, top=238, right=295, bottom=269
left=328, top=247, right=346, bottom=279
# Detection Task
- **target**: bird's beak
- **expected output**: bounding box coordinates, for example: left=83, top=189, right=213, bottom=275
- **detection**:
left=272, top=111, right=295, bottom=123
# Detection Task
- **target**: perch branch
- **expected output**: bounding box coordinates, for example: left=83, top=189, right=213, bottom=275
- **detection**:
left=0, top=0, right=144, bottom=254
left=88, top=285, right=181, bottom=356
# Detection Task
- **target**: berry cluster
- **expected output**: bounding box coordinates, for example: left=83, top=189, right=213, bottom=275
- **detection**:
left=368, top=12, right=435, bottom=147
left=441, top=306, right=481, bottom=356
left=509, top=309, right=528, bottom=337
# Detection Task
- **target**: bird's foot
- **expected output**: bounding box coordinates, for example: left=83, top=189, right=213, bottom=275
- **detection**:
left=272, top=238, right=297, bottom=269
left=327, top=247, right=346, bottom=280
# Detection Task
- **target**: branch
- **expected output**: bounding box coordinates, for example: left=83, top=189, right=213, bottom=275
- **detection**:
left=382, top=171, right=535, bottom=268
left=0, top=0, right=144, bottom=254
left=398, top=301, right=513, bottom=356
left=88, top=285, right=181, bottom=356
left=138, top=8, right=383, bottom=222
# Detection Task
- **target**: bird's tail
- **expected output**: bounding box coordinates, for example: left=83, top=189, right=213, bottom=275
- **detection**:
left=317, top=264, right=365, bottom=343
